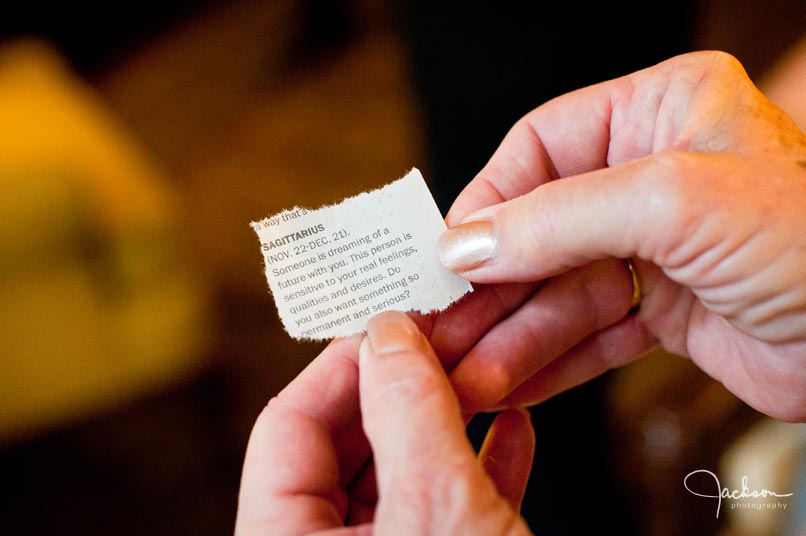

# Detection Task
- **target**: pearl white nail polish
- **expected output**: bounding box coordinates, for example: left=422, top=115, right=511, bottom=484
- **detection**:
left=437, top=220, right=496, bottom=271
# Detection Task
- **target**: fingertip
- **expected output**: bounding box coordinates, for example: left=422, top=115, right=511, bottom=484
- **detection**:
left=491, top=406, right=535, bottom=440
left=438, top=220, right=496, bottom=273
left=363, top=311, right=424, bottom=356
left=509, top=405, right=533, bottom=422
left=358, top=311, right=474, bottom=494
left=479, top=406, right=536, bottom=510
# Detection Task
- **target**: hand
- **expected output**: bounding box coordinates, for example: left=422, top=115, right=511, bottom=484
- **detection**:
left=436, top=51, right=806, bottom=422
left=235, top=311, right=535, bottom=535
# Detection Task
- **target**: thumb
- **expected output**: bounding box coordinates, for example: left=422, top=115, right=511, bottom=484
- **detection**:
left=358, top=312, right=521, bottom=534
left=437, top=152, right=692, bottom=283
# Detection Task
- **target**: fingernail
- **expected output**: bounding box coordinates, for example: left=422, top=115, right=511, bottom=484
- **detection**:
left=437, top=220, right=496, bottom=271
left=366, top=311, right=422, bottom=355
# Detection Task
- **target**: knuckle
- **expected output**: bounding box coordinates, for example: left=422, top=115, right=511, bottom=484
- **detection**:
left=640, top=151, right=714, bottom=264
left=702, top=50, right=744, bottom=73
left=680, top=50, right=746, bottom=81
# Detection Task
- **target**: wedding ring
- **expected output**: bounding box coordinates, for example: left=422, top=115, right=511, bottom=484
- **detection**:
left=626, top=258, right=642, bottom=312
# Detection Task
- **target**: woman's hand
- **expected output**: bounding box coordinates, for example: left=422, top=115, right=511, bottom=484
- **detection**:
left=235, top=312, right=535, bottom=535
left=437, top=51, right=806, bottom=422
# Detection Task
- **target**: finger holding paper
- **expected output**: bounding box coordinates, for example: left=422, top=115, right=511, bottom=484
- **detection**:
left=236, top=312, right=536, bottom=535
left=438, top=51, right=806, bottom=422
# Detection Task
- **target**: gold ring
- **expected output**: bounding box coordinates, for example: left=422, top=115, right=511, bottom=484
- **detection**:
left=626, top=258, right=642, bottom=312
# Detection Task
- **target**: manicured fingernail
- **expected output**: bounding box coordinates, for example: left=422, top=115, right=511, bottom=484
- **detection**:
left=366, top=311, right=422, bottom=355
left=437, top=220, right=496, bottom=271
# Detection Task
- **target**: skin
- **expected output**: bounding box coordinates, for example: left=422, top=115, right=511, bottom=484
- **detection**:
left=441, top=50, right=806, bottom=423
left=236, top=313, right=535, bottom=535
left=236, top=50, right=806, bottom=535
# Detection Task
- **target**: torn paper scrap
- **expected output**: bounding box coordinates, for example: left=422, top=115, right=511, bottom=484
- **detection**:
left=251, top=168, right=473, bottom=340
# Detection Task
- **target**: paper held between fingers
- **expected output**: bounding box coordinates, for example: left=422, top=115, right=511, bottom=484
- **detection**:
left=251, top=168, right=473, bottom=340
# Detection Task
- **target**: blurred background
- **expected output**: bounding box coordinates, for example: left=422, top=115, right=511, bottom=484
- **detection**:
left=0, top=1, right=803, bottom=535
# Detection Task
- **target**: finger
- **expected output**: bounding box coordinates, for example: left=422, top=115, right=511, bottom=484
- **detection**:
left=278, top=334, right=375, bottom=483
left=450, top=258, right=635, bottom=414
left=438, top=53, right=782, bottom=287
left=236, top=335, right=363, bottom=534
left=444, top=75, right=621, bottom=226
left=444, top=115, right=563, bottom=226
left=423, top=281, right=542, bottom=367
left=358, top=312, right=511, bottom=533
left=439, top=155, right=672, bottom=283
left=276, top=335, right=363, bottom=433
left=439, top=148, right=799, bottom=335
left=359, top=312, right=476, bottom=484
left=236, top=402, right=343, bottom=535
left=446, top=51, right=739, bottom=225
left=495, top=314, right=657, bottom=408
left=478, top=407, right=535, bottom=511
